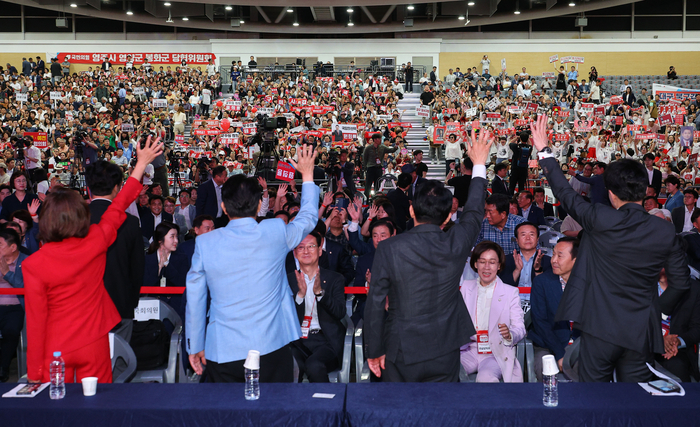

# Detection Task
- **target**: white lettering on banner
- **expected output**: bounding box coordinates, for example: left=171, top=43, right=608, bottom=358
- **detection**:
left=549, top=55, right=559, bottom=63
left=259, top=108, right=275, bottom=116
left=448, top=90, right=459, bottom=101
left=290, top=125, right=305, bottom=133
left=542, top=72, right=555, bottom=78
left=16, top=93, right=28, bottom=102
left=486, top=97, right=501, bottom=111
left=134, top=299, right=160, bottom=321
left=50, top=91, right=62, bottom=100
left=415, top=106, right=430, bottom=118
left=152, top=99, right=167, bottom=108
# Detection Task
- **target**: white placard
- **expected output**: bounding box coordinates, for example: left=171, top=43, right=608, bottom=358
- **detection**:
left=290, top=125, right=305, bottom=133
left=549, top=54, right=559, bottom=63
left=486, top=97, right=501, bottom=111
left=50, top=91, right=62, bottom=100
left=121, top=123, right=134, bottom=132
left=134, top=87, right=145, bottom=95
left=152, top=99, right=167, bottom=108
left=134, top=299, right=160, bottom=321
left=464, top=107, right=477, bottom=118
left=259, top=107, right=275, bottom=116
left=416, top=106, right=430, bottom=118
left=501, top=58, right=507, bottom=71
left=448, top=89, right=459, bottom=101
left=16, top=93, right=28, bottom=102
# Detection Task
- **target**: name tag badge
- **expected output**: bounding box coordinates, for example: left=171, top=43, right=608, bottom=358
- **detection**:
left=159, top=276, right=167, bottom=287
left=301, top=316, right=312, bottom=339
left=476, top=330, right=491, bottom=354
left=661, top=319, right=671, bottom=337
left=376, top=158, right=381, bottom=165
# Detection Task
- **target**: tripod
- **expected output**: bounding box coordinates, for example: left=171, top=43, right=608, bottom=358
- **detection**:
left=254, top=142, right=281, bottom=181
left=168, top=155, right=184, bottom=195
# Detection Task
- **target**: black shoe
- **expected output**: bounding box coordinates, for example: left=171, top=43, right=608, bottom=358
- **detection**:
left=0, top=368, right=9, bottom=383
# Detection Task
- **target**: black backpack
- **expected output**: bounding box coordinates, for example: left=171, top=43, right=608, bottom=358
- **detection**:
left=130, top=319, right=169, bottom=370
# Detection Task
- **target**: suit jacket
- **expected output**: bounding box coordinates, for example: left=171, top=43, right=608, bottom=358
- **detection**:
left=335, top=161, right=356, bottom=195
left=386, top=188, right=410, bottom=232
left=518, top=205, right=546, bottom=226
left=354, top=251, right=375, bottom=287
left=138, top=208, right=174, bottom=242
left=287, top=269, right=347, bottom=363
left=684, top=232, right=700, bottom=271
left=89, top=199, right=145, bottom=319
left=186, top=182, right=320, bottom=362
left=491, top=175, right=509, bottom=195
left=499, top=253, right=551, bottom=288
left=460, top=277, right=525, bottom=383
left=406, top=177, right=428, bottom=201
left=143, top=251, right=183, bottom=287
left=539, top=156, right=689, bottom=355
left=574, top=174, right=609, bottom=205
left=175, top=204, right=197, bottom=230
left=537, top=202, right=555, bottom=218
left=650, top=168, right=663, bottom=196
left=672, top=206, right=695, bottom=234
left=169, top=239, right=195, bottom=287
left=173, top=213, right=188, bottom=239
left=284, top=240, right=355, bottom=286
left=24, top=178, right=141, bottom=382
left=365, top=176, right=487, bottom=366
left=667, top=280, right=700, bottom=379
left=195, top=179, right=220, bottom=218
left=529, top=271, right=579, bottom=361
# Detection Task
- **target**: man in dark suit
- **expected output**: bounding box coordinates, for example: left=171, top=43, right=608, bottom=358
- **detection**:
left=446, top=158, right=473, bottom=208
left=403, top=163, right=427, bottom=201
left=365, top=128, right=492, bottom=382
left=531, top=115, right=689, bottom=382
left=491, top=163, right=509, bottom=195
left=34, top=56, right=45, bottom=75
left=517, top=191, right=546, bottom=226
left=139, top=195, right=174, bottom=243
left=655, top=275, right=700, bottom=382
left=533, top=187, right=555, bottom=217
left=386, top=173, right=411, bottom=232
left=195, top=165, right=228, bottom=228
left=530, top=237, right=580, bottom=381
left=330, top=149, right=356, bottom=196
left=86, top=161, right=144, bottom=342
left=683, top=210, right=700, bottom=271
left=671, top=189, right=698, bottom=234
left=509, top=132, right=532, bottom=195
left=568, top=162, right=609, bottom=205
left=500, top=222, right=551, bottom=290
left=644, top=153, right=663, bottom=196
left=288, top=232, right=347, bottom=382
left=101, top=57, right=112, bottom=72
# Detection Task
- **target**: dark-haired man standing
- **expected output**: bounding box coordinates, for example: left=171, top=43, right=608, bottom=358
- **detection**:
left=186, top=145, right=319, bottom=383
left=195, top=165, right=228, bottom=228
left=86, top=161, right=144, bottom=342
left=531, top=114, right=689, bottom=382
left=365, top=128, right=493, bottom=382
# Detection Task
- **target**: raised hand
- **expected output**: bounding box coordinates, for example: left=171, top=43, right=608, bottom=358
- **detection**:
left=367, top=204, right=379, bottom=219
left=289, top=144, right=318, bottom=182
left=257, top=176, right=268, bottom=191
left=28, top=199, right=41, bottom=218
left=467, top=127, right=494, bottom=166
left=322, top=191, right=334, bottom=207
left=277, top=183, right=288, bottom=198
left=529, top=114, right=549, bottom=152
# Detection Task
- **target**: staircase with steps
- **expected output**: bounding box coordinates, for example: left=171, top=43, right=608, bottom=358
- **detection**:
left=396, top=92, right=445, bottom=180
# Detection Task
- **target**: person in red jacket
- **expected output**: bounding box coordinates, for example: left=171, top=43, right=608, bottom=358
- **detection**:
left=24, top=135, right=163, bottom=384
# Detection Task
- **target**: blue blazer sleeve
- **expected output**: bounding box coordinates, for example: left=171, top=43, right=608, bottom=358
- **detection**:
left=284, top=182, right=320, bottom=250
left=348, top=227, right=374, bottom=256
left=186, top=239, right=208, bottom=355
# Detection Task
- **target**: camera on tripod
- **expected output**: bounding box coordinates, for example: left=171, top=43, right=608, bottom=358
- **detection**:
left=246, top=114, right=288, bottom=180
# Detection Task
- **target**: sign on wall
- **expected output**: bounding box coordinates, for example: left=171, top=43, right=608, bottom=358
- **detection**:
left=56, top=52, right=216, bottom=65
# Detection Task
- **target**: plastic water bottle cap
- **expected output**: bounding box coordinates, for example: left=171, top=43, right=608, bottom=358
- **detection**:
left=53, top=351, right=61, bottom=357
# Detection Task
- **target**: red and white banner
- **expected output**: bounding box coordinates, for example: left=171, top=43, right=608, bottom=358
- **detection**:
left=657, top=114, right=673, bottom=126
left=635, top=133, right=658, bottom=140
left=56, top=52, right=216, bottom=65
left=275, top=161, right=296, bottom=182
left=24, top=132, right=48, bottom=149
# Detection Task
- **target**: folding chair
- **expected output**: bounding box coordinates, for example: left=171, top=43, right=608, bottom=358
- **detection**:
left=110, top=332, right=137, bottom=383
left=130, top=298, right=182, bottom=383
left=327, top=315, right=354, bottom=383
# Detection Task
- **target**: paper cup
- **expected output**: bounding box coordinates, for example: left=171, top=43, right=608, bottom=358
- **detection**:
left=542, top=355, right=559, bottom=376
left=243, top=350, right=260, bottom=370
left=81, top=377, right=98, bottom=396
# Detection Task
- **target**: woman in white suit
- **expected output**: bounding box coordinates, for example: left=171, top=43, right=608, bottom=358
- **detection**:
left=460, top=241, right=526, bottom=382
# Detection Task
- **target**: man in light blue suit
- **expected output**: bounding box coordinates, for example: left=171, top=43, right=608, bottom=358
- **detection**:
left=186, top=145, right=320, bottom=383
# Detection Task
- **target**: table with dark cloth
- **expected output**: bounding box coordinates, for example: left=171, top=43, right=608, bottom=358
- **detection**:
left=0, top=383, right=346, bottom=427
left=345, top=382, right=700, bottom=427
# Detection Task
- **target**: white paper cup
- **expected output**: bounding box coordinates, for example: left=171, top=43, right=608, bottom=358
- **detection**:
left=81, top=377, right=98, bottom=396
left=243, top=350, right=260, bottom=370
left=542, top=355, right=560, bottom=376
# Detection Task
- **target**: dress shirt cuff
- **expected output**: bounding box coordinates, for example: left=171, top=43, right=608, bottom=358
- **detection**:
left=348, top=221, right=359, bottom=232
left=295, top=295, right=304, bottom=305
left=538, top=151, right=555, bottom=160
left=472, top=164, right=486, bottom=179
left=678, top=336, right=686, bottom=349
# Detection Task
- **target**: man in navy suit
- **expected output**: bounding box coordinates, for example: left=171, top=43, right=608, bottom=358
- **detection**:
left=530, top=237, right=580, bottom=380
left=500, top=222, right=551, bottom=309
left=491, top=163, right=509, bottom=195
left=195, top=165, right=228, bottom=228
left=517, top=191, right=546, bottom=226
left=533, top=187, right=555, bottom=217
left=139, top=194, right=173, bottom=244
left=386, top=173, right=411, bottom=232
left=568, top=162, right=609, bottom=206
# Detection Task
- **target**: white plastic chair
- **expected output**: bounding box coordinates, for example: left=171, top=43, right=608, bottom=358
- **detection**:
left=130, top=298, right=182, bottom=384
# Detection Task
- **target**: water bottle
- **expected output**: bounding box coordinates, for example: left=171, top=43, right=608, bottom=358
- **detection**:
left=49, top=351, right=66, bottom=400
left=542, top=354, right=559, bottom=407
left=244, top=368, right=260, bottom=400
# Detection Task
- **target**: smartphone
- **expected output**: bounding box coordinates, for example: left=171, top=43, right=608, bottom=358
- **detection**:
left=16, top=384, right=42, bottom=395
left=648, top=379, right=680, bottom=393
left=334, top=198, right=349, bottom=210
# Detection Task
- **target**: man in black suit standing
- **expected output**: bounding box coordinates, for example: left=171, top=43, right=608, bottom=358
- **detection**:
left=139, top=195, right=174, bottom=244
left=509, top=132, right=532, bottom=195
left=386, top=173, right=412, bottom=232
left=517, top=191, right=546, bottom=226
left=288, top=232, right=347, bottom=382
left=671, top=189, right=698, bottom=234
left=644, top=153, right=663, bottom=196
left=403, top=163, right=427, bottom=201
left=530, top=114, right=690, bottom=383
left=365, top=127, right=493, bottom=382
left=491, top=163, right=509, bottom=195
left=405, top=61, right=414, bottom=93
left=568, top=162, right=609, bottom=205
left=195, top=165, right=228, bottom=228
left=86, top=161, right=144, bottom=342
left=683, top=210, right=700, bottom=271
left=330, top=149, right=356, bottom=196
left=34, top=56, right=45, bottom=75
left=101, top=57, right=112, bottom=72
left=533, top=187, right=555, bottom=217
left=446, top=158, right=473, bottom=209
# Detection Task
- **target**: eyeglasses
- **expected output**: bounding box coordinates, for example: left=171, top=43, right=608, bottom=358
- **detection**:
left=295, top=244, right=318, bottom=252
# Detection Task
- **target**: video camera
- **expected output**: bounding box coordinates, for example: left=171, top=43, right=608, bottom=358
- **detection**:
left=246, top=114, right=287, bottom=155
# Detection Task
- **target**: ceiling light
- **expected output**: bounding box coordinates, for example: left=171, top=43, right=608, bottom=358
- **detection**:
left=126, top=10, right=133, bottom=15
left=163, top=1, right=170, bottom=5
left=515, top=0, right=520, bottom=14
left=569, top=2, right=576, bottom=5
left=182, top=16, right=188, bottom=20
left=240, top=20, right=244, bottom=23
left=407, top=5, right=414, bottom=10
left=293, top=22, right=299, bottom=26
left=225, top=5, right=232, bottom=10
left=70, top=3, right=77, bottom=7
left=348, top=21, right=354, bottom=26
left=514, top=10, right=520, bottom=14
left=459, top=16, right=465, bottom=20
left=468, top=1, right=475, bottom=5
left=287, top=8, right=294, bottom=12
left=347, top=8, right=353, bottom=13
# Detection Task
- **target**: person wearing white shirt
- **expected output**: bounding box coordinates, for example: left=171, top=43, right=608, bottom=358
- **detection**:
left=23, top=138, right=41, bottom=183
left=206, top=60, right=216, bottom=76
left=480, top=56, right=491, bottom=75
left=143, top=163, right=154, bottom=185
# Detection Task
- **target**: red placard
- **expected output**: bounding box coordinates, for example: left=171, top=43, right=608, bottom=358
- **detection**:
left=24, top=132, right=48, bottom=148
left=56, top=52, right=215, bottom=65
left=659, top=105, right=676, bottom=116
left=433, top=126, right=445, bottom=144
left=275, top=161, right=296, bottom=182
left=193, top=119, right=220, bottom=128
left=193, top=129, right=220, bottom=136
left=635, top=133, right=657, bottom=140
left=658, top=114, right=673, bottom=126
left=594, top=106, right=606, bottom=116
left=614, top=116, right=624, bottom=126
left=675, top=115, right=685, bottom=125
left=442, top=108, right=459, bottom=116
left=610, top=95, right=623, bottom=105
left=174, top=135, right=184, bottom=144
left=555, top=133, right=569, bottom=142
left=627, top=125, right=647, bottom=132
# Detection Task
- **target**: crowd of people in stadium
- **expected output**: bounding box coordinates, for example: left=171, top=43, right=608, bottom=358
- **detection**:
left=0, top=52, right=698, bottom=386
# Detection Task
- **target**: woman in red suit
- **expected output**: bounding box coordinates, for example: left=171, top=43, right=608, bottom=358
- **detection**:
left=24, top=136, right=163, bottom=384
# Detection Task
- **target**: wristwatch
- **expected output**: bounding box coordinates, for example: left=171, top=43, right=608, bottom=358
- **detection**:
left=315, top=289, right=325, bottom=298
